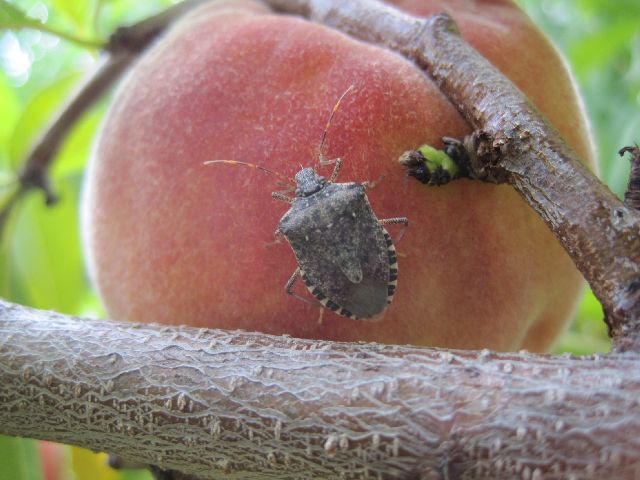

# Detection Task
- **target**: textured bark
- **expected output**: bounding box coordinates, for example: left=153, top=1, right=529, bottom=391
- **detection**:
left=621, top=146, right=640, bottom=211
left=1, top=301, right=639, bottom=479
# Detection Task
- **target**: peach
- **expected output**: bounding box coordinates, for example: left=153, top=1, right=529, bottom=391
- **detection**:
left=82, top=0, right=595, bottom=351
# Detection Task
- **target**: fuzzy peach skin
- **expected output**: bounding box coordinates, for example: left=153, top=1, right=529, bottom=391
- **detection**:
left=82, top=0, right=596, bottom=352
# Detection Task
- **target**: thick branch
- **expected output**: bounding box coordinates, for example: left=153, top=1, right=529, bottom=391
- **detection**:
left=1, top=300, right=639, bottom=479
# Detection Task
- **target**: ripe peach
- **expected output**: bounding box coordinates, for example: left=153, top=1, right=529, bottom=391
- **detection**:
left=82, top=0, right=596, bottom=351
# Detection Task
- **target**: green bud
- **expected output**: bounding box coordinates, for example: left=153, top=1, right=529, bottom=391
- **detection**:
left=417, top=144, right=459, bottom=177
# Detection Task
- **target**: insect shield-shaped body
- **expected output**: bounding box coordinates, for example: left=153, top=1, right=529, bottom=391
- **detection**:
left=206, top=87, right=408, bottom=320
left=277, top=167, right=405, bottom=319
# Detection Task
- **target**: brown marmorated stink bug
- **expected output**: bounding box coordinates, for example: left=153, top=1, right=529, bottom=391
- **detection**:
left=205, top=87, right=408, bottom=320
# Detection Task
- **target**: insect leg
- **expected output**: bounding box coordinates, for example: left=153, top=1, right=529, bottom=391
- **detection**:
left=264, top=229, right=285, bottom=249
left=285, top=268, right=327, bottom=323
left=362, top=175, right=385, bottom=190
left=285, top=268, right=323, bottom=305
left=285, top=267, right=301, bottom=294
left=319, top=157, right=343, bottom=183
left=272, top=191, right=294, bottom=203
left=379, top=217, right=409, bottom=243
left=379, top=217, right=409, bottom=226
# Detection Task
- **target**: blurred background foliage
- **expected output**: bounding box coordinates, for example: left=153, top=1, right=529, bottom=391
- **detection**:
left=0, top=0, right=638, bottom=478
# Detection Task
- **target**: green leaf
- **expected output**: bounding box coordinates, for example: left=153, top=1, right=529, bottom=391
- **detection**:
left=70, top=447, right=119, bottom=480
left=97, top=0, right=173, bottom=34
left=569, top=20, right=639, bottom=75
left=120, top=469, right=154, bottom=480
left=1, top=0, right=103, bottom=48
left=54, top=101, right=105, bottom=177
left=8, top=173, right=89, bottom=313
left=576, top=0, right=640, bottom=19
left=0, top=435, right=43, bottom=480
left=0, top=71, right=22, bottom=167
left=8, top=71, right=84, bottom=169
left=0, top=0, right=38, bottom=28
left=554, top=289, right=610, bottom=355
left=51, top=0, right=96, bottom=36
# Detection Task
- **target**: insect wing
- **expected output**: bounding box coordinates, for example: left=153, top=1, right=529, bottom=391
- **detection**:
left=279, top=183, right=390, bottom=318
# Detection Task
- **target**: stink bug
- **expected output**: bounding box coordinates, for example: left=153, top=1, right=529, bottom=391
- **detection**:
left=205, top=87, right=408, bottom=320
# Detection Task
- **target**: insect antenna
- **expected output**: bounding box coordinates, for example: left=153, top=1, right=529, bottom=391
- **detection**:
left=204, top=160, right=295, bottom=186
left=317, top=85, right=355, bottom=163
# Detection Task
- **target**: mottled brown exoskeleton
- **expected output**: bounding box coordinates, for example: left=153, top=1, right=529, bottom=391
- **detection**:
left=206, top=86, right=408, bottom=320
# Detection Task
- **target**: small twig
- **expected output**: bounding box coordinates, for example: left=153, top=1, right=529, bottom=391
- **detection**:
left=14, top=0, right=209, bottom=206
left=105, top=0, right=209, bottom=55
left=406, top=14, right=640, bottom=351
left=1, top=21, right=104, bottom=49
left=18, top=54, right=133, bottom=205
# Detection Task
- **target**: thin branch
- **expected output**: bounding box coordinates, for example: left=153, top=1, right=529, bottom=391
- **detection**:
left=1, top=22, right=104, bottom=49
left=1, top=300, right=639, bottom=479
left=18, top=53, right=133, bottom=205
left=15, top=0, right=209, bottom=205
left=264, top=0, right=640, bottom=352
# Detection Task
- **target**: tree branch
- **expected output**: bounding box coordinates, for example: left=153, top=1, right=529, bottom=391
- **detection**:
left=264, top=0, right=640, bottom=350
left=620, top=146, right=640, bottom=210
left=18, top=54, right=133, bottom=205
left=1, top=300, right=639, bottom=479
left=15, top=0, right=209, bottom=204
